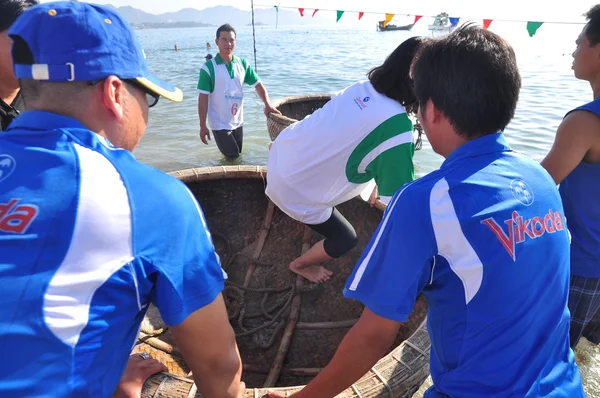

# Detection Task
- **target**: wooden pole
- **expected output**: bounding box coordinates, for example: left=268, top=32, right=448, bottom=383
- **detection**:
left=296, top=318, right=359, bottom=330
left=244, top=364, right=321, bottom=377
left=243, top=200, right=275, bottom=287
left=263, top=226, right=312, bottom=387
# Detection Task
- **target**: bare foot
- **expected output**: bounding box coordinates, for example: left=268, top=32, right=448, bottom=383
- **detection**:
left=113, top=353, right=168, bottom=398
left=289, top=261, right=333, bottom=283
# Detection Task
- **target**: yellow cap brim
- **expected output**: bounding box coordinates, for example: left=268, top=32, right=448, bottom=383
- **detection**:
left=136, top=76, right=183, bottom=103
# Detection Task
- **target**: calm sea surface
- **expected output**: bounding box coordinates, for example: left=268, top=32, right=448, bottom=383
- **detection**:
left=133, top=22, right=599, bottom=396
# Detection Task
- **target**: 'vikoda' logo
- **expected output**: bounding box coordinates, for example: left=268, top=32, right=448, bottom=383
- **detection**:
left=0, top=199, right=38, bottom=234
left=481, top=209, right=564, bottom=261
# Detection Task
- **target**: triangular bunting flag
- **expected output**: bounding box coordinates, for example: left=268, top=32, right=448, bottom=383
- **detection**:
left=358, top=12, right=364, bottom=20
left=483, top=19, right=493, bottom=29
left=527, top=21, right=544, bottom=37
left=312, top=9, right=319, bottom=17
left=449, top=17, right=459, bottom=26
left=298, top=8, right=304, bottom=17
left=384, top=13, right=394, bottom=28
left=414, top=15, right=422, bottom=24
left=336, top=10, right=344, bottom=22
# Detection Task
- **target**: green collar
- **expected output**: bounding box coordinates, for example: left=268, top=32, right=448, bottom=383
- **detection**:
left=215, top=54, right=238, bottom=65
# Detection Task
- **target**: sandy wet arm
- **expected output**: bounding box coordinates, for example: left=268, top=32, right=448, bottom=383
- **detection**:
left=198, top=93, right=211, bottom=144
left=255, top=83, right=281, bottom=117
left=269, top=307, right=401, bottom=398
left=171, top=293, right=245, bottom=398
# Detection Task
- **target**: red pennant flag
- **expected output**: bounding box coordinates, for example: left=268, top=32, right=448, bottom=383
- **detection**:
left=483, top=19, right=493, bottom=29
left=358, top=12, right=364, bottom=20
left=312, top=9, right=319, bottom=17
left=298, top=8, right=304, bottom=17
left=414, top=15, right=422, bottom=24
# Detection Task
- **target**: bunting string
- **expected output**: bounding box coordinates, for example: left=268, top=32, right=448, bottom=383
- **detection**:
left=261, top=3, right=586, bottom=37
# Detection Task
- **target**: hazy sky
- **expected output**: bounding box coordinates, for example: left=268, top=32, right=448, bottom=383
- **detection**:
left=41, top=0, right=599, bottom=21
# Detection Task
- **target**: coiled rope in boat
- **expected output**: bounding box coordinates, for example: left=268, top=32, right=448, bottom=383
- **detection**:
left=214, top=232, right=317, bottom=349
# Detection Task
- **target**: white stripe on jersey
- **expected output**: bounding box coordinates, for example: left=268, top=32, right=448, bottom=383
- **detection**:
left=430, top=177, right=483, bottom=304
left=43, top=143, right=134, bottom=347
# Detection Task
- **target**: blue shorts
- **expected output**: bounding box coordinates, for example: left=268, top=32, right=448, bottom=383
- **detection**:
left=568, top=274, right=600, bottom=348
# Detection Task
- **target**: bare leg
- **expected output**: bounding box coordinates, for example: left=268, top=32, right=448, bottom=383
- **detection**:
left=113, top=353, right=168, bottom=398
left=289, top=240, right=334, bottom=283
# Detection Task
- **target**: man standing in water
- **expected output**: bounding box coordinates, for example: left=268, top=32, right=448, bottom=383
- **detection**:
left=197, top=23, right=280, bottom=159
left=269, top=24, right=584, bottom=398
left=542, top=4, right=600, bottom=349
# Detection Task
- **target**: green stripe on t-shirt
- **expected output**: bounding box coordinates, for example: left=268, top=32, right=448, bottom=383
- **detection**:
left=197, top=61, right=215, bottom=93
left=240, top=57, right=259, bottom=86
left=345, top=113, right=415, bottom=196
left=371, top=141, right=415, bottom=197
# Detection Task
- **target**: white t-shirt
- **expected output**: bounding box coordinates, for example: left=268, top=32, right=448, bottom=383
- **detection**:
left=266, top=80, right=415, bottom=224
left=197, top=54, right=260, bottom=131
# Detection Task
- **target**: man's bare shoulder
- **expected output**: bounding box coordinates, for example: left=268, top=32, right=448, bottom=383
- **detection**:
left=561, top=109, right=600, bottom=161
left=560, top=109, right=600, bottom=136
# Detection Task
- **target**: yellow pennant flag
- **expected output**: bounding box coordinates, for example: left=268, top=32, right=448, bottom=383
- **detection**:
left=384, top=13, right=395, bottom=28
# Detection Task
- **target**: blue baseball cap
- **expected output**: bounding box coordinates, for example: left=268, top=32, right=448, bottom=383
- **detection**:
left=8, top=1, right=183, bottom=102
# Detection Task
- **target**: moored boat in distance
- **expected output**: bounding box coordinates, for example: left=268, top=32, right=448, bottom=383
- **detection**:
left=428, top=12, right=453, bottom=31
left=377, top=20, right=414, bottom=31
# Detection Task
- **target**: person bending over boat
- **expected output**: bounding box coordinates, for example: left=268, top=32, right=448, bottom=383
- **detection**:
left=266, top=37, right=424, bottom=284
left=269, top=24, right=584, bottom=398
left=0, top=3, right=244, bottom=398
left=542, top=4, right=600, bottom=350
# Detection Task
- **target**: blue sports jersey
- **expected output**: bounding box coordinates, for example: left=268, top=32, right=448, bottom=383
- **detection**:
left=0, top=111, right=226, bottom=397
left=344, top=133, right=584, bottom=397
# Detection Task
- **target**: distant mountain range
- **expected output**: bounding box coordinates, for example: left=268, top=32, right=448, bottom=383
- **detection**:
left=106, top=4, right=378, bottom=28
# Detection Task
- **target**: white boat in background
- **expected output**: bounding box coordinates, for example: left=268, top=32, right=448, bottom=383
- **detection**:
left=428, top=12, right=453, bottom=31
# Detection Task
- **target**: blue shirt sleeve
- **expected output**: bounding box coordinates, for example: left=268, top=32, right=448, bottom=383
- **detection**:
left=343, top=184, right=435, bottom=322
left=143, top=180, right=225, bottom=326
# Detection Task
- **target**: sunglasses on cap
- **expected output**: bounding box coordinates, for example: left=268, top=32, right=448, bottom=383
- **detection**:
left=87, top=79, right=160, bottom=108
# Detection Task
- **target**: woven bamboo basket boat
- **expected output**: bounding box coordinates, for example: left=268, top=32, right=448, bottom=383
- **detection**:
left=137, top=166, right=430, bottom=397
left=266, top=94, right=331, bottom=141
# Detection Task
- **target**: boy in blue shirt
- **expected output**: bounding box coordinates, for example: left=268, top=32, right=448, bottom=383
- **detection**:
left=270, top=24, right=584, bottom=398
left=542, top=4, right=600, bottom=350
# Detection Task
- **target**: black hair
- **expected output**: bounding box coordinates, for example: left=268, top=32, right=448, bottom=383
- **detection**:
left=0, top=0, right=38, bottom=32
left=368, top=36, right=424, bottom=148
left=412, top=23, right=521, bottom=139
left=368, top=36, right=423, bottom=115
left=584, top=5, right=600, bottom=46
left=216, top=24, right=236, bottom=39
